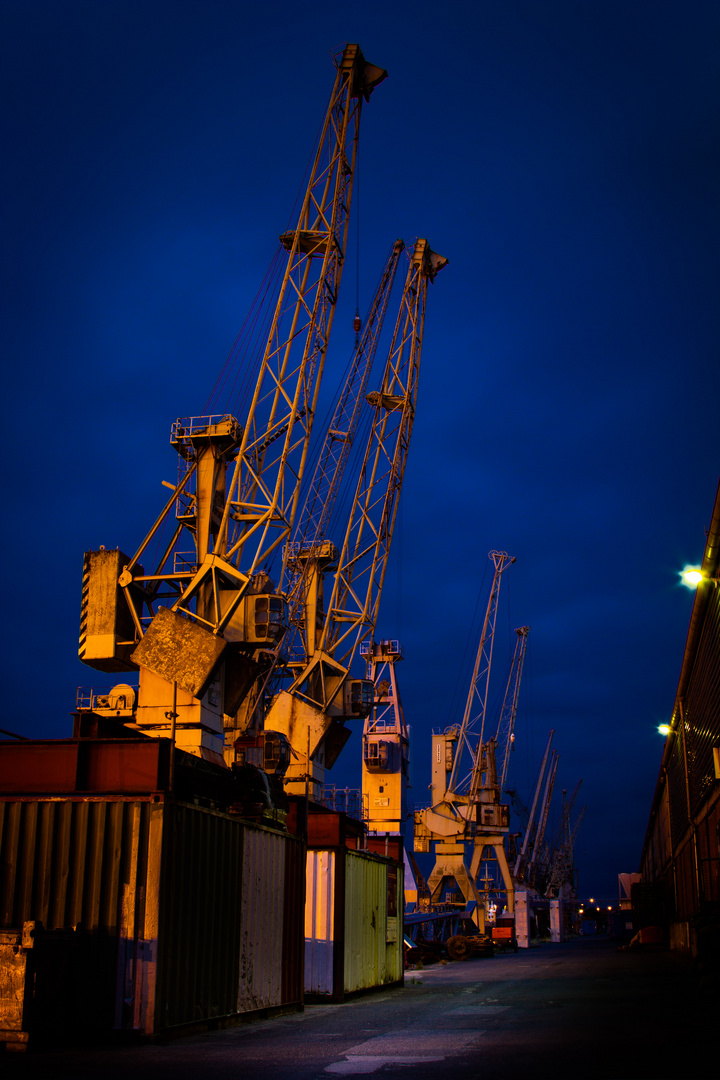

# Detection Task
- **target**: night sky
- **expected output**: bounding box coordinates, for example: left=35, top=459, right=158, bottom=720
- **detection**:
left=3, top=0, right=719, bottom=902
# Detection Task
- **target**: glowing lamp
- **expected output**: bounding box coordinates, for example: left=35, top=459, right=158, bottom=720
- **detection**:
left=658, top=724, right=671, bottom=737
left=681, top=567, right=703, bottom=589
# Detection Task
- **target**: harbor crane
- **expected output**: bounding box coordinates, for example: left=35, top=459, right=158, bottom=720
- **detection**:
left=361, top=638, right=410, bottom=833
left=265, top=240, right=447, bottom=797
left=538, top=781, right=584, bottom=898
left=229, top=240, right=404, bottom=771
left=469, top=625, right=529, bottom=905
left=413, top=551, right=517, bottom=928
left=510, top=729, right=558, bottom=886
left=77, top=44, right=386, bottom=766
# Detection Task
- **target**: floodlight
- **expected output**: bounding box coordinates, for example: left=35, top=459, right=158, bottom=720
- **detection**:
left=681, top=567, right=703, bottom=588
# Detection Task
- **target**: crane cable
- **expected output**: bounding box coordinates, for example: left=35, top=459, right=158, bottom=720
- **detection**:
left=443, top=559, right=490, bottom=731
left=354, top=143, right=361, bottom=343
left=202, top=83, right=333, bottom=418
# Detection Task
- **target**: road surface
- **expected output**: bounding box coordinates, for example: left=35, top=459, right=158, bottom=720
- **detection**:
left=5, top=937, right=711, bottom=1079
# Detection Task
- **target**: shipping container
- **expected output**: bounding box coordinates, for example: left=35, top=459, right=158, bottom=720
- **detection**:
left=0, top=739, right=305, bottom=1047
left=304, top=835, right=403, bottom=1002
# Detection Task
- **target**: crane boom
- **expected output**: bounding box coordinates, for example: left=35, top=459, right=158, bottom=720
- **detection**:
left=265, top=239, right=446, bottom=796
left=281, top=239, right=405, bottom=664
left=320, top=240, right=447, bottom=666
left=448, top=551, right=515, bottom=798
left=528, top=749, right=559, bottom=882
left=514, top=729, right=555, bottom=878
left=495, top=625, right=530, bottom=791
left=184, top=44, right=386, bottom=614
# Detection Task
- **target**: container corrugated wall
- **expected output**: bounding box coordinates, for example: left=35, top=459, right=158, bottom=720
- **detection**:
left=305, top=851, right=335, bottom=993
left=343, top=851, right=403, bottom=994
left=304, top=848, right=403, bottom=999
left=0, top=797, right=159, bottom=1033
left=0, top=797, right=304, bottom=1038
left=239, top=825, right=284, bottom=1012
left=141, top=804, right=305, bottom=1031
left=0, top=798, right=154, bottom=934
left=154, top=801, right=243, bottom=1030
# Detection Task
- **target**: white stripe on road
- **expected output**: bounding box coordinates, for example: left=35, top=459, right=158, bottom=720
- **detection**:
left=446, top=1005, right=511, bottom=1014
left=326, top=1056, right=444, bottom=1075
left=325, top=1030, right=485, bottom=1074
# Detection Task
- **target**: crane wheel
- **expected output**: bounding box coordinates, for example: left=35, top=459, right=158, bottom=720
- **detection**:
left=446, top=935, right=471, bottom=961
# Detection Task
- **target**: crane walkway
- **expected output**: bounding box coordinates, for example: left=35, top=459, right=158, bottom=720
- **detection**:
left=4, top=937, right=712, bottom=1079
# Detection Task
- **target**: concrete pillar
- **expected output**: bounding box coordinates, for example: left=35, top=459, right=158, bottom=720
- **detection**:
left=515, top=890, right=529, bottom=949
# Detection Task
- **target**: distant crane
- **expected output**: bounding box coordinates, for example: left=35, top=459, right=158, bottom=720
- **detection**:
left=511, top=729, right=556, bottom=884
left=413, top=551, right=517, bottom=929
left=469, top=626, right=529, bottom=907
left=539, top=782, right=584, bottom=898
left=495, top=627, right=530, bottom=792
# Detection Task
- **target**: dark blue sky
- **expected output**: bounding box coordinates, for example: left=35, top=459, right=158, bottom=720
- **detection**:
left=3, top=0, right=719, bottom=900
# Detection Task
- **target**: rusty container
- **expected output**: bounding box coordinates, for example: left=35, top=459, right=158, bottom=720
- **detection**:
left=303, top=808, right=403, bottom=1002
left=0, top=738, right=304, bottom=1044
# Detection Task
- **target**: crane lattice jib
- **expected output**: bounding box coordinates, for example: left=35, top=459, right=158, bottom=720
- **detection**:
left=215, top=44, right=387, bottom=579
left=546, top=780, right=582, bottom=857
left=495, top=625, right=530, bottom=791
left=281, top=239, right=404, bottom=642
left=529, top=750, right=559, bottom=877
left=446, top=550, right=515, bottom=797
left=514, top=729, right=555, bottom=879
left=318, top=239, right=447, bottom=669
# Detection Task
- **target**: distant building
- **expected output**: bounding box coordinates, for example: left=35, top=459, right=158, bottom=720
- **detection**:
left=639, top=478, right=720, bottom=970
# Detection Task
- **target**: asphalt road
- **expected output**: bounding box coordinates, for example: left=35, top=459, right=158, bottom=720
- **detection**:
left=5, top=937, right=712, bottom=1080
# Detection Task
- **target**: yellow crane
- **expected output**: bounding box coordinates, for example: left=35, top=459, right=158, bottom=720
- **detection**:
left=78, top=45, right=386, bottom=766
left=413, top=551, right=517, bottom=929
left=361, top=638, right=410, bottom=833
left=265, top=240, right=447, bottom=798
left=469, top=625, right=529, bottom=906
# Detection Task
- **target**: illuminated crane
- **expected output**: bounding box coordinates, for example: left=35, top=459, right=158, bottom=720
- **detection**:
left=413, top=551, right=515, bottom=927
left=361, top=638, right=410, bottom=833
left=469, top=626, right=529, bottom=909
left=78, top=44, right=386, bottom=766
left=539, top=781, right=584, bottom=898
left=265, top=240, right=447, bottom=796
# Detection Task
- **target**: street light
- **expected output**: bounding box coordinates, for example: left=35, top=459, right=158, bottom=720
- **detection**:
left=681, top=567, right=703, bottom=589
left=658, top=723, right=671, bottom=737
